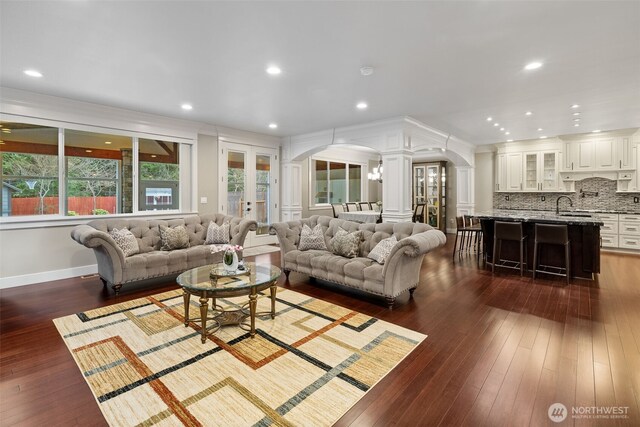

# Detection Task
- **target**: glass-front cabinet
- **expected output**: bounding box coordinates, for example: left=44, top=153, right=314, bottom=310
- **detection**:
left=412, top=162, right=446, bottom=231
left=522, top=151, right=560, bottom=191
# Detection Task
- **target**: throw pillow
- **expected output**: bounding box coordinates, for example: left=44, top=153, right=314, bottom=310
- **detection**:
left=367, top=235, right=398, bottom=264
left=205, top=221, right=230, bottom=244
left=109, top=228, right=140, bottom=257
left=331, top=227, right=363, bottom=258
left=159, top=225, right=190, bottom=250
left=298, top=224, right=327, bottom=251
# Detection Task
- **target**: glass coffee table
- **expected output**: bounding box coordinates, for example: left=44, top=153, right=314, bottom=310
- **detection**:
left=176, top=262, right=281, bottom=343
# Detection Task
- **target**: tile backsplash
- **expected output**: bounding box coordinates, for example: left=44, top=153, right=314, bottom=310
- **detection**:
left=493, top=178, right=640, bottom=213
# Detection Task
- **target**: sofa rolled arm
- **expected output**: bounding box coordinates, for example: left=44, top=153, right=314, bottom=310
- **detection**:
left=268, top=222, right=299, bottom=254
left=70, top=225, right=126, bottom=284
left=231, top=218, right=258, bottom=246
left=382, top=229, right=446, bottom=281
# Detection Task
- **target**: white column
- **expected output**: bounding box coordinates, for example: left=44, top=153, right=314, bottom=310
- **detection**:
left=381, top=149, right=414, bottom=223
left=279, top=139, right=303, bottom=222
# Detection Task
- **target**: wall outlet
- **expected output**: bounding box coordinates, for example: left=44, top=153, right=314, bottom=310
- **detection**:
left=541, top=196, right=546, bottom=201
left=634, top=197, right=639, bottom=203
left=505, top=195, right=509, bottom=201
left=200, top=197, right=208, bottom=204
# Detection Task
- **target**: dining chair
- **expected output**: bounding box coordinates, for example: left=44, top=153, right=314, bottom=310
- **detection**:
left=331, top=203, right=345, bottom=218
left=345, top=202, right=359, bottom=212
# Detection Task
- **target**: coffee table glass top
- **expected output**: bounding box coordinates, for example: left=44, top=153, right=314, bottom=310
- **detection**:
left=176, top=262, right=281, bottom=292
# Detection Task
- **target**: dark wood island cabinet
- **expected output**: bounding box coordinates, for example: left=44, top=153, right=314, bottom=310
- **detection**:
left=474, top=210, right=603, bottom=279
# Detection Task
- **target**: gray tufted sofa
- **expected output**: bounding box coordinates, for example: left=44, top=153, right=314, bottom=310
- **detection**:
left=269, top=215, right=446, bottom=308
left=71, top=214, right=257, bottom=295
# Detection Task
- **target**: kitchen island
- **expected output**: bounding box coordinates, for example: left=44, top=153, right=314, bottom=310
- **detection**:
left=474, top=209, right=604, bottom=279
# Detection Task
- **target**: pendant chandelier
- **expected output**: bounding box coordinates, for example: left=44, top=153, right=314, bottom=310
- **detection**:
left=368, top=159, right=383, bottom=183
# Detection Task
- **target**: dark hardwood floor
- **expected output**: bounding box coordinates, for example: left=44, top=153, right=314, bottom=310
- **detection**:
left=1, top=238, right=639, bottom=426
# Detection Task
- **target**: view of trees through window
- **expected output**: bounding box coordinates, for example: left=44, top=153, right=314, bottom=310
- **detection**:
left=0, top=121, right=187, bottom=217
left=313, top=159, right=363, bottom=205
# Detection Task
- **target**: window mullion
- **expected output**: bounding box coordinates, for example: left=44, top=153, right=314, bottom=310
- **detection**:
left=132, top=137, right=139, bottom=213
left=58, top=128, right=65, bottom=216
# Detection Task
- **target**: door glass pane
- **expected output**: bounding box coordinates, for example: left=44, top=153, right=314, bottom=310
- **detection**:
left=526, top=154, right=537, bottom=189
left=543, top=152, right=556, bottom=189
left=348, top=164, right=361, bottom=202
left=138, top=138, right=180, bottom=211
left=64, top=129, right=132, bottom=215
left=1, top=122, right=59, bottom=216
left=329, top=162, right=346, bottom=204
left=255, top=154, right=271, bottom=236
left=227, top=151, right=245, bottom=217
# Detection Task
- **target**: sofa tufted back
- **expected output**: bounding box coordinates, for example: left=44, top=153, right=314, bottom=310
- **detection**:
left=87, top=213, right=243, bottom=253
left=273, top=215, right=433, bottom=257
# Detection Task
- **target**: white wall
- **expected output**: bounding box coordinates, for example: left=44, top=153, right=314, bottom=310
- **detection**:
left=196, top=134, right=219, bottom=215
left=474, top=152, right=494, bottom=212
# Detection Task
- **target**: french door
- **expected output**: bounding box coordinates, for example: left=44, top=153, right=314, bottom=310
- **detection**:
left=219, top=142, right=279, bottom=247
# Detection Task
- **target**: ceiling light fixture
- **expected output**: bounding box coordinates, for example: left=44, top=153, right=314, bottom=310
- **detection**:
left=493, top=123, right=499, bottom=127
left=571, top=104, right=580, bottom=109
left=505, top=132, right=511, bottom=135
left=24, top=69, right=43, bottom=78
left=574, top=124, right=580, bottom=127
left=524, top=61, right=543, bottom=71
left=368, top=159, right=383, bottom=183
left=592, top=130, right=601, bottom=133
left=151, top=155, right=157, bottom=158
left=86, top=149, right=93, bottom=153
left=356, top=102, right=368, bottom=110
left=573, top=118, right=581, bottom=122
left=540, top=136, right=548, bottom=139
left=500, top=127, right=505, bottom=131
left=268, top=123, right=278, bottom=129
left=266, top=65, right=281, bottom=75
left=181, top=104, right=193, bottom=110
left=486, top=117, right=493, bottom=122
left=525, top=111, right=532, bottom=116
left=104, top=141, right=112, bottom=145
left=573, top=112, right=581, bottom=116
left=507, top=139, right=514, bottom=142
left=537, top=128, right=543, bottom=131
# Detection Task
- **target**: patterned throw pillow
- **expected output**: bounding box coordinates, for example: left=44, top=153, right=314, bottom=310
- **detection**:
left=367, top=235, right=398, bottom=264
left=159, top=225, right=190, bottom=250
left=109, top=228, right=140, bottom=257
left=331, top=228, right=363, bottom=259
left=205, top=221, right=230, bottom=244
left=298, top=224, right=327, bottom=251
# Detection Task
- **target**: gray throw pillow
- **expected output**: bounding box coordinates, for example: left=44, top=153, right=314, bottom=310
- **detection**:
left=109, top=228, right=140, bottom=257
left=367, top=235, right=398, bottom=264
left=331, top=227, right=363, bottom=258
left=159, top=225, right=190, bottom=250
left=298, top=224, right=327, bottom=251
left=205, top=221, right=230, bottom=244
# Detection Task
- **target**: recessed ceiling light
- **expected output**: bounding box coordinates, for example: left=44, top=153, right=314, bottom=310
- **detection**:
left=86, top=149, right=93, bottom=153
left=24, top=69, right=43, bottom=78
left=440, top=148, right=446, bottom=152
left=592, top=129, right=601, bottom=133
left=268, top=123, right=278, bottom=129
left=573, top=118, right=581, bottom=122
left=151, top=155, right=157, bottom=158
left=537, top=128, right=543, bottom=131
left=505, top=132, right=510, bottom=135
left=493, top=123, right=499, bottom=127
left=507, top=139, right=514, bottom=142
left=524, top=61, right=543, bottom=71
left=486, top=117, right=493, bottom=122
left=266, top=65, right=281, bottom=75
left=574, top=124, right=580, bottom=127
left=572, top=112, right=581, bottom=116
left=360, top=66, right=374, bottom=76
left=356, top=102, right=368, bottom=110
left=500, top=127, right=505, bottom=131
left=525, top=111, right=532, bottom=116
left=104, top=141, right=112, bottom=145
left=571, top=104, right=580, bottom=109
left=540, top=136, right=548, bottom=139
left=181, top=103, right=193, bottom=110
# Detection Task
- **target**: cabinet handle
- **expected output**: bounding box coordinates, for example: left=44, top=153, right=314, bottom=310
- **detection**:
left=620, top=160, right=622, bottom=168
left=571, top=162, right=574, bottom=170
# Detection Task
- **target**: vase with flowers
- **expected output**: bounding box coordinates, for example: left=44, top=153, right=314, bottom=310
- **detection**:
left=211, top=244, right=243, bottom=272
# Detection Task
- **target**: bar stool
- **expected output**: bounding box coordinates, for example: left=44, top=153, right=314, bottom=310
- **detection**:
left=533, top=223, right=570, bottom=285
left=492, top=221, right=527, bottom=276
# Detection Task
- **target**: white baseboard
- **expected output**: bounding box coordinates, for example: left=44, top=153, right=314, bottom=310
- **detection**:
left=0, top=264, right=98, bottom=289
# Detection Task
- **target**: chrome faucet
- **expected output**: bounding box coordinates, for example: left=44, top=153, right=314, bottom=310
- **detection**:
left=556, top=195, right=573, bottom=215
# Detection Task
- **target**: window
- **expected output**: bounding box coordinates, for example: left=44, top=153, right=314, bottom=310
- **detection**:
left=138, top=138, right=180, bottom=211
left=0, top=122, right=59, bottom=216
left=311, top=159, right=364, bottom=206
left=0, top=118, right=193, bottom=219
left=64, top=129, right=132, bottom=215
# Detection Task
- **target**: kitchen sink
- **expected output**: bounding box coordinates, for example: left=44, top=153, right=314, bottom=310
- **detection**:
left=558, top=213, right=592, bottom=217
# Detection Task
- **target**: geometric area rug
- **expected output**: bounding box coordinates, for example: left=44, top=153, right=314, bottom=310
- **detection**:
left=53, top=288, right=426, bottom=427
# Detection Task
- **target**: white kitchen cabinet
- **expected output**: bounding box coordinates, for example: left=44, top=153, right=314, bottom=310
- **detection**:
left=496, top=154, right=507, bottom=191
left=522, top=151, right=560, bottom=191
left=506, top=152, right=523, bottom=191
left=618, top=136, right=635, bottom=170
left=567, top=140, right=596, bottom=170
left=595, top=138, right=617, bottom=170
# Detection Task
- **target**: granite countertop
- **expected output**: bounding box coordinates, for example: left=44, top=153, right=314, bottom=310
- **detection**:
left=473, top=209, right=605, bottom=226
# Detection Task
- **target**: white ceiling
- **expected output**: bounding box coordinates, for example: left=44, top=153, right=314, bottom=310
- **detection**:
left=1, top=1, right=639, bottom=145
